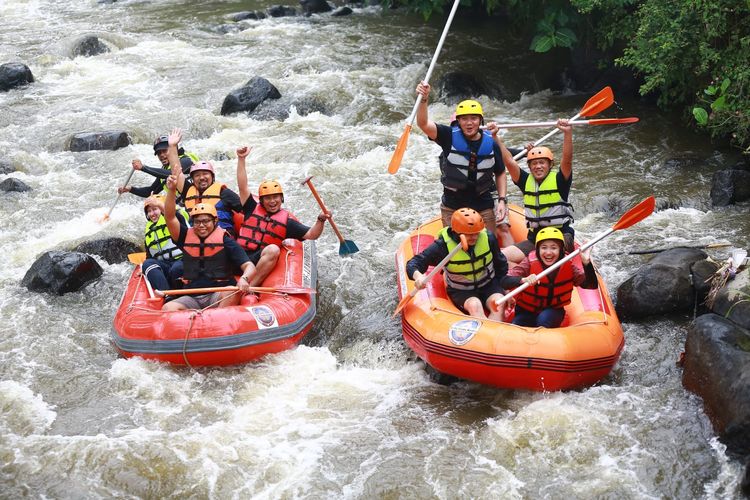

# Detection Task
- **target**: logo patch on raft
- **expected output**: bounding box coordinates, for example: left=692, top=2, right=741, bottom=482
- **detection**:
left=249, top=305, right=278, bottom=329
left=448, top=319, right=481, bottom=345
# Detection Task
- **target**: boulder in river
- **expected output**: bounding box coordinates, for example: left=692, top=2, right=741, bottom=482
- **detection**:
left=67, top=131, right=130, bottom=152
left=682, top=313, right=750, bottom=458
left=710, top=266, right=750, bottom=331
left=220, top=76, right=281, bottom=116
left=710, top=166, right=750, bottom=207
left=615, top=248, right=707, bottom=320
left=0, top=62, right=34, bottom=92
left=300, top=0, right=332, bottom=16
left=0, top=178, right=31, bottom=192
left=73, top=237, right=141, bottom=265
left=22, top=251, right=103, bottom=295
left=0, top=160, right=15, bottom=174
left=331, top=6, right=353, bottom=16
left=267, top=5, right=297, bottom=17
left=71, top=35, right=111, bottom=58
left=230, top=11, right=266, bottom=21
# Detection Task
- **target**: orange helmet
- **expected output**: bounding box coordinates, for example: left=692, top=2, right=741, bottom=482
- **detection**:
left=450, top=208, right=485, bottom=234
left=527, top=146, right=554, bottom=163
left=143, top=195, right=165, bottom=216
left=258, top=180, right=283, bottom=198
left=190, top=203, right=217, bottom=219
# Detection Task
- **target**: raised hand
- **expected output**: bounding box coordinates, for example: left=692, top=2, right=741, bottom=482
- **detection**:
left=168, top=128, right=182, bottom=147
left=132, top=159, right=143, bottom=171
left=236, top=146, right=252, bottom=159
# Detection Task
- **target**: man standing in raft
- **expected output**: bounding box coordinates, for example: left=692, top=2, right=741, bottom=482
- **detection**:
left=235, top=146, right=330, bottom=287
left=415, top=82, right=513, bottom=248
left=167, top=129, right=242, bottom=236
left=406, top=207, right=510, bottom=321
left=501, top=227, right=597, bottom=328
left=118, top=134, right=199, bottom=199
left=495, top=119, right=575, bottom=263
left=141, top=195, right=189, bottom=291
left=161, top=172, right=254, bottom=311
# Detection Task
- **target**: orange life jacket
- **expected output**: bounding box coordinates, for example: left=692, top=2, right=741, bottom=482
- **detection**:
left=236, top=205, right=295, bottom=252
left=515, top=251, right=574, bottom=313
left=184, top=182, right=224, bottom=211
left=181, top=227, right=230, bottom=282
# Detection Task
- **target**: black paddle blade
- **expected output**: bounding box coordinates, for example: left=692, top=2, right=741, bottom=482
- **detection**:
left=339, top=240, right=359, bottom=256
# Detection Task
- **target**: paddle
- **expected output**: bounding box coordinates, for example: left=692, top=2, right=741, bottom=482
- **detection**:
left=494, top=196, right=656, bottom=308
left=492, top=117, right=638, bottom=129
left=393, top=233, right=468, bottom=317
left=512, top=86, right=615, bottom=161
left=159, top=285, right=316, bottom=297
left=301, top=176, right=358, bottom=256
left=627, top=242, right=730, bottom=255
left=387, top=0, right=462, bottom=175
left=128, top=252, right=146, bottom=265
left=99, top=168, right=136, bottom=222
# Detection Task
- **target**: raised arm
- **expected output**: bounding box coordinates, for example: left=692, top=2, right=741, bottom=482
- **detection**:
left=415, top=82, right=438, bottom=140
left=236, top=146, right=252, bottom=205
left=164, top=172, right=181, bottom=239
left=303, top=212, right=331, bottom=240
left=487, top=122, right=522, bottom=183
left=558, top=118, right=573, bottom=180
left=167, top=128, right=186, bottom=193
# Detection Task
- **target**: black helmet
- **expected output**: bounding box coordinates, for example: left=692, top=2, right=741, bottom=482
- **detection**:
left=153, top=135, right=169, bottom=153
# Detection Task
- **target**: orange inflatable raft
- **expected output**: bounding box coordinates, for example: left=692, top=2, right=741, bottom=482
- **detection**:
left=112, top=239, right=317, bottom=366
left=394, top=208, right=624, bottom=391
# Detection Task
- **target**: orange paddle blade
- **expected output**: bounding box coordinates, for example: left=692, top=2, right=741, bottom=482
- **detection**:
left=387, top=123, right=412, bottom=174
left=613, top=196, right=655, bottom=231
left=587, top=117, right=639, bottom=126
left=580, top=87, right=614, bottom=117
left=128, top=252, right=146, bottom=265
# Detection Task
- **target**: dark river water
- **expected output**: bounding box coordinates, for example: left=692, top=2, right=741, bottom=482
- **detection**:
left=1, top=0, right=748, bottom=497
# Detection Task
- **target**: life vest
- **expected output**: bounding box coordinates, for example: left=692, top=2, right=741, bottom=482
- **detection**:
left=523, top=171, right=574, bottom=230
left=181, top=227, right=231, bottom=283
left=515, top=251, right=574, bottom=313
left=236, top=205, right=294, bottom=251
left=440, top=126, right=496, bottom=195
left=440, top=227, right=495, bottom=290
left=184, top=182, right=224, bottom=211
left=144, top=209, right=189, bottom=261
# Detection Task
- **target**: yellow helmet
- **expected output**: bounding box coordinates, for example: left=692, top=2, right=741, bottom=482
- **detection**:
left=455, top=100, right=483, bottom=118
left=190, top=203, right=217, bottom=219
left=535, top=227, right=564, bottom=245
left=258, top=180, right=283, bottom=198
left=527, top=146, right=554, bottom=163
left=450, top=207, right=485, bottom=235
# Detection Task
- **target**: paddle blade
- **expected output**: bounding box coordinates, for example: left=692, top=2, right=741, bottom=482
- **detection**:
left=613, top=196, right=655, bottom=231
left=588, top=117, right=639, bottom=126
left=128, top=252, right=146, bottom=265
left=393, top=292, right=414, bottom=317
left=387, top=124, right=412, bottom=174
left=339, top=239, right=359, bottom=256
left=580, top=87, right=614, bottom=117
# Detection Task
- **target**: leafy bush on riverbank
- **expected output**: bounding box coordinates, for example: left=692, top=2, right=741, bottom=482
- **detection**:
left=386, top=0, right=749, bottom=153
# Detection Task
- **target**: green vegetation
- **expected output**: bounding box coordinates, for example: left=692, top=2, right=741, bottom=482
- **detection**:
left=385, top=0, right=749, bottom=153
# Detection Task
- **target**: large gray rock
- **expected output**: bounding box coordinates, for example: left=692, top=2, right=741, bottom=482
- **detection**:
left=0, top=178, right=31, bottom=192
left=710, top=168, right=750, bottom=207
left=331, top=6, right=353, bottom=16
left=71, top=35, right=111, bottom=58
left=230, top=10, right=266, bottom=21
left=682, top=314, right=750, bottom=458
left=267, top=5, right=296, bottom=17
left=691, top=258, right=722, bottom=302
left=616, top=248, right=707, bottom=320
left=73, top=237, right=141, bottom=264
left=300, top=0, right=332, bottom=16
left=220, top=76, right=281, bottom=116
left=22, top=251, right=103, bottom=295
left=0, top=62, right=34, bottom=92
left=711, top=268, right=750, bottom=331
left=67, top=131, right=130, bottom=151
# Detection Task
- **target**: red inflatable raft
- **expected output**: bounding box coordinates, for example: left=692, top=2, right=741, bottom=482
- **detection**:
left=111, top=239, right=317, bottom=366
left=394, top=208, right=624, bottom=391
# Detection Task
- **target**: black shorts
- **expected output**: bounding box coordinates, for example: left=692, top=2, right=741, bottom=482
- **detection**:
left=447, top=279, right=505, bottom=312
left=245, top=249, right=263, bottom=265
